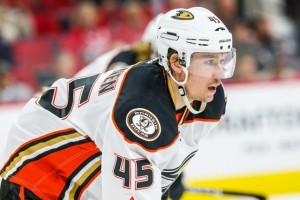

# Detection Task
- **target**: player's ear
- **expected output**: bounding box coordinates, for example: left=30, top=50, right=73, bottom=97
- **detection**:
left=169, top=53, right=182, bottom=74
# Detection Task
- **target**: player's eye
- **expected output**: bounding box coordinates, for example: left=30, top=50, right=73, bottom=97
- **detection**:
left=205, top=59, right=215, bottom=65
left=220, top=59, right=225, bottom=65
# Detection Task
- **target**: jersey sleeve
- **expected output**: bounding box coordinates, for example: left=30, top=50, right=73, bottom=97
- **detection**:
left=74, top=46, right=130, bottom=77
left=113, top=62, right=179, bottom=152
left=107, top=50, right=137, bottom=71
left=101, top=62, right=180, bottom=199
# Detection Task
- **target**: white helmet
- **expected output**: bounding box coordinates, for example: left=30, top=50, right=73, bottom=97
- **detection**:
left=141, top=13, right=163, bottom=58
left=156, top=7, right=236, bottom=114
left=156, top=7, right=235, bottom=79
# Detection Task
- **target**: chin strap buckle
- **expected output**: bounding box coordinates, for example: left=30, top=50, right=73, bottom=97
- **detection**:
left=178, top=85, right=185, bottom=96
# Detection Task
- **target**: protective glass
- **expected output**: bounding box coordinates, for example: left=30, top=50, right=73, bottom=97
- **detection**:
left=187, top=48, right=236, bottom=79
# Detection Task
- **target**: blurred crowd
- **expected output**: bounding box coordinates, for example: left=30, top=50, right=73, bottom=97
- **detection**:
left=1, top=0, right=300, bottom=103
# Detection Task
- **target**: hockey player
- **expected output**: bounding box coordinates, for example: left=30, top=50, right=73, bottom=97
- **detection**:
left=74, top=13, right=185, bottom=200
left=0, top=7, right=236, bottom=200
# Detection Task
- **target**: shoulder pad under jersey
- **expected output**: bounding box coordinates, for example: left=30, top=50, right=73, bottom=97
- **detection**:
left=113, top=62, right=179, bottom=152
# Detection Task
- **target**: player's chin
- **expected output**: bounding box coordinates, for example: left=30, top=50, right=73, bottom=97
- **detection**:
left=203, top=94, right=215, bottom=102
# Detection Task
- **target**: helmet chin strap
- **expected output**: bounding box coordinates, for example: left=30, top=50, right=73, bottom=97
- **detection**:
left=178, top=85, right=206, bottom=114
left=162, top=61, right=206, bottom=114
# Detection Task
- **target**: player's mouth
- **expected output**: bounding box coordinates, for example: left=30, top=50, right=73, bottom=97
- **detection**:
left=208, top=83, right=220, bottom=93
left=208, top=86, right=216, bottom=92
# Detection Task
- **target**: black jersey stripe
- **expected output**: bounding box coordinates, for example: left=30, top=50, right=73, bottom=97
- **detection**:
left=0, top=128, right=79, bottom=177
left=161, top=150, right=198, bottom=181
left=162, top=185, right=169, bottom=194
left=1, top=129, right=77, bottom=172
left=73, top=162, right=101, bottom=199
left=7, top=137, right=91, bottom=180
left=162, top=150, right=198, bottom=172
left=58, top=151, right=102, bottom=199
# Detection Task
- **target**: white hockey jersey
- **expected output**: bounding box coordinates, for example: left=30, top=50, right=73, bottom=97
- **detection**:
left=0, top=59, right=226, bottom=200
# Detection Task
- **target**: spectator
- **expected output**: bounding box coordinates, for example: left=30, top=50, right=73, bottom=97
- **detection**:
left=116, top=0, right=151, bottom=44
left=0, top=59, right=34, bottom=103
left=232, top=54, right=259, bottom=81
left=60, top=0, right=113, bottom=68
left=215, top=0, right=240, bottom=30
left=28, top=0, right=74, bottom=35
left=0, top=36, right=13, bottom=64
left=0, top=0, right=35, bottom=44
left=232, top=20, right=258, bottom=56
left=36, top=50, right=77, bottom=90
left=240, top=0, right=299, bottom=79
left=232, top=15, right=297, bottom=80
left=252, top=16, right=277, bottom=72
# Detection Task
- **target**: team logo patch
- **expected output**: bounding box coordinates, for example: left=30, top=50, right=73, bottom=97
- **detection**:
left=126, top=108, right=161, bottom=141
left=171, top=10, right=194, bottom=20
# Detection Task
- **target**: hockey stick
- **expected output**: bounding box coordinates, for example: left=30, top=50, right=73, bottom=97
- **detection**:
left=186, top=186, right=267, bottom=200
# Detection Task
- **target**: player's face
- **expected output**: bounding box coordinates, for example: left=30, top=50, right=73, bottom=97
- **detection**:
left=185, top=52, right=227, bottom=102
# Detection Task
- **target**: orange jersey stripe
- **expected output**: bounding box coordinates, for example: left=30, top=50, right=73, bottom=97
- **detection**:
left=10, top=142, right=100, bottom=199
left=0, top=128, right=75, bottom=170
left=184, top=118, right=221, bottom=123
left=19, top=186, right=25, bottom=200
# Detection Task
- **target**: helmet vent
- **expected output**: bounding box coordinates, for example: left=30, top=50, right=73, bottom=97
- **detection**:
left=160, top=32, right=179, bottom=41
left=186, top=38, right=209, bottom=46
left=215, top=27, right=226, bottom=31
left=187, top=41, right=196, bottom=45
left=186, top=38, right=196, bottom=45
